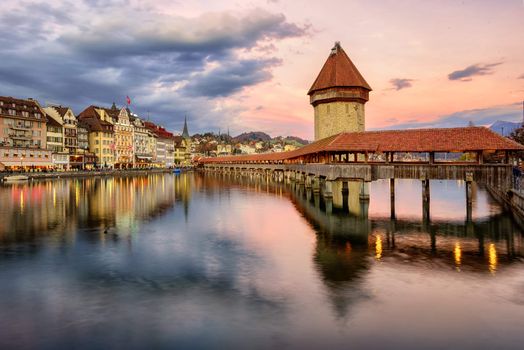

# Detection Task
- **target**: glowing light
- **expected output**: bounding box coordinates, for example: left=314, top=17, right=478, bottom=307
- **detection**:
left=20, top=191, right=24, bottom=213
left=75, top=185, right=80, bottom=207
left=454, top=242, right=461, bottom=270
left=53, top=188, right=56, bottom=208
left=488, top=243, right=497, bottom=274
left=375, top=235, right=382, bottom=260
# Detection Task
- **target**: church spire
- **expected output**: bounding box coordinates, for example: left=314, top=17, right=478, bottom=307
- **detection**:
left=182, top=115, right=190, bottom=139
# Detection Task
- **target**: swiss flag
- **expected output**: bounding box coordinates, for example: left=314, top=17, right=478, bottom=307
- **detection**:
left=126, top=96, right=131, bottom=105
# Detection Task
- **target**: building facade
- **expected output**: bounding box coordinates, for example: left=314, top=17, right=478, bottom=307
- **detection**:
left=111, top=107, right=134, bottom=168
left=0, top=96, right=47, bottom=149
left=78, top=106, right=115, bottom=168
left=130, top=114, right=153, bottom=167
left=308, top=42, right=372, bottom=141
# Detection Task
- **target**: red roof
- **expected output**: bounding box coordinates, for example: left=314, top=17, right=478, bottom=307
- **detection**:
left=200, top=127, right=524, bottom=164
left=308, top=42, right=371, bottom=95
left=144, top=121, right=174, bottom=139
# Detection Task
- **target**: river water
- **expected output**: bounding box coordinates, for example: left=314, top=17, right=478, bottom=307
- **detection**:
left=0, top=172, right=523, bottom=349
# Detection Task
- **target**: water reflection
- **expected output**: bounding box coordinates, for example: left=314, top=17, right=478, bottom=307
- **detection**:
left=0, top=172, right=523, bottom=349
left=0, top=175, right=191, bottom=245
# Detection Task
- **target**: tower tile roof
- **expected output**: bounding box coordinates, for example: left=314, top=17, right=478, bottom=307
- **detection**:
left=308, top=42, right=371, bottom=95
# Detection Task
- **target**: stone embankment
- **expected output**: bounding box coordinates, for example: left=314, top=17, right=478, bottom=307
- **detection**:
left=0, top=168, right=184, bottom=181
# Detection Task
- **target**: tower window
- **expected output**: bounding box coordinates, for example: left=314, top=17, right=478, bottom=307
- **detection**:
left=326, top=105, right=330, bottom=114
left=345, top=104, right=349, bottom=114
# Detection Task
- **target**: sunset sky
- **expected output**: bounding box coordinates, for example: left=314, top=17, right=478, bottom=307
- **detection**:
left=1, top=0, right=523, bottom=139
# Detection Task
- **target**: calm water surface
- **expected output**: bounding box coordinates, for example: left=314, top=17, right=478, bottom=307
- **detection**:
left=0, top=172, right=523, bottom=349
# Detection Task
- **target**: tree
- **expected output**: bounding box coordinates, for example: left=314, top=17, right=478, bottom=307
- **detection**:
left=509, top=126, right=524, bottom=161
left=510, top=126, right=524, bottom=145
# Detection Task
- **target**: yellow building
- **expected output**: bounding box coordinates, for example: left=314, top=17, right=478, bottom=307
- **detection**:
left=308, top=42, right=372, bottom=141
left=78, top=106, right=115, bottom=168
left=110, top=107, right=134, bottom=168
left=174, top=136, right=191, bottom=165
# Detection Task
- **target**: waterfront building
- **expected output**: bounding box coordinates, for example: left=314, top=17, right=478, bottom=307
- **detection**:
left=45, top=106, right=79, bottom=153
left=44, top=111, right=64, bottom=153
left=130, top=114, right=154, bottom=167
left=62, top=107, right=78, bottom=153
left=0, top=146, right=53, bottom=171
left=78, top=106, right=115, bottom=168
left=45, top=111, right=69, bottom=170
left=145, top=122, right=174, bottom=167
left=173, top=136, right=191, bottom=164
left=71, top=121, right=97, bottom=169
left=76, top=122, right=89, bottom=152
left=110, top=107, right=134, bottom=169
left=0, top=96, right=47, bottom=149
left=308, top=42, right=372, bottom=140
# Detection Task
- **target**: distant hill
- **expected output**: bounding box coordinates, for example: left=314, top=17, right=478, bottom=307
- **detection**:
left=283, top=136, right=309, bottom=146
left=232, top=132, right=310, bottom=145
left=232, top=131, right=272, bottom=143
left=490, top=120, right=521, bottom=137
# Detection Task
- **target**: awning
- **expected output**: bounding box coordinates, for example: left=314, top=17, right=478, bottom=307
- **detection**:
left=0, top=161, right=53, bottom=167
left=136, top=156, right=152, bottom=160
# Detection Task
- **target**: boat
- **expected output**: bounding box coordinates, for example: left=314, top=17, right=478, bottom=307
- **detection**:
left=3, top=175, right=29, bottom=182
left=173, top=168, right=182, bottom=174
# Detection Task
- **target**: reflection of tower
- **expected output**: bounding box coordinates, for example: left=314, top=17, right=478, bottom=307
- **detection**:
left=308, top=42, right=372, bottom=141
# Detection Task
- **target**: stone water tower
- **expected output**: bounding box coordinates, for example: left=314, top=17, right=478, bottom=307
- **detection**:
left=308, top=42, right=372, bottom=141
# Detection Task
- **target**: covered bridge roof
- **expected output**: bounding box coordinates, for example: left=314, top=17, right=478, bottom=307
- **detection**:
left=199, top=127, right=524, bottom=164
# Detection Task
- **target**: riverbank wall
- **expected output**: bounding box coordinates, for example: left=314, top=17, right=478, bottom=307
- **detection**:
left=0, top=168, right=176, bottom=181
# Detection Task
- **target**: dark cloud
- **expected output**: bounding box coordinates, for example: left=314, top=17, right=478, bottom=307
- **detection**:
left=0, top=1, right=309, bottom=133
left=448, top=62, right=502, bottom=81
left=389, top=78, right=413, bottom=90
left=185, top=58, right=282, bottom=97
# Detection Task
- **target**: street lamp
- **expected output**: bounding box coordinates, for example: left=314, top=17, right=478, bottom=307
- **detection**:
left=20, top=156, right=24, bottom=172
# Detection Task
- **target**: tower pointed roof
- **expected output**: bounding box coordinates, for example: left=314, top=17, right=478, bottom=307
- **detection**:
left=308, top=42, right=371, bottom=95
left=182, top=116, right=190, bottom=138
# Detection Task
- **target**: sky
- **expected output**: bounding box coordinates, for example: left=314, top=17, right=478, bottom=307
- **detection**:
left=0, top=0, right=523, bottom=139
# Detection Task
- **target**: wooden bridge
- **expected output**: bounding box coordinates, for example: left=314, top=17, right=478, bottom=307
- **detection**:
left=199, top=126, right=524, bottom=221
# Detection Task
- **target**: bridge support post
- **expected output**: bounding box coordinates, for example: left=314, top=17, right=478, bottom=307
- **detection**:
left=390, top=178, right=396, bottom=220
left=312, top=176, right=320, bottom=193
left=324, top=180, right=333, bottom=198
left=305, top=174, right=313, bottom=189
left=298, top=173, right=305, bottom=186
left=332, top=180, right=344, bottom=208
left=465, top=172, right=473, bottom=222
left=422, top=179, right=430, bottom=222
left=359, top=181, right=370, bottom=201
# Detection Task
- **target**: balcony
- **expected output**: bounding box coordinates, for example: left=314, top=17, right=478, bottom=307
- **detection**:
left=11, top=134, right=31, bottom=140
left=11, top=124, right=31, bottom=130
